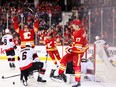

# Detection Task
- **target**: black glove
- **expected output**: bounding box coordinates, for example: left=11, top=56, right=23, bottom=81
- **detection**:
left=14, top=45, right=17, bottom=49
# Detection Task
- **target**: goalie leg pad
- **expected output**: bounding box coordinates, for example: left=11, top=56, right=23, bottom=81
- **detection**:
left=87, top=69, right=94, bottom=75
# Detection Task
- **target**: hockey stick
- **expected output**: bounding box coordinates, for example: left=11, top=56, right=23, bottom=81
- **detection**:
left=45, top=53, right=48, bottom=63
left=1, top=70, right=39, bottom=79
left=39, top=53, right=48, bottom=75
left=43, top=53, right=48, bottom=69
left=1, top=74, right=20, bottom=79
left=27, top=7, right=34, bottom=14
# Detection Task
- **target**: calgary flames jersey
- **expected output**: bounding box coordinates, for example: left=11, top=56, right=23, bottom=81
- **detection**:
left=13, top=20, right=39, bottom=48
left=18, top=29, right=35, bottom=48
left=71, top=27, right=89, bottom=53
left=45, top=37, right=57, bottom=51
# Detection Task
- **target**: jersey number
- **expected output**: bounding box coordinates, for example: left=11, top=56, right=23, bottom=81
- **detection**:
left=4, top=39, right=7, bottom=45
left=22, top=52, right=27, bottom=60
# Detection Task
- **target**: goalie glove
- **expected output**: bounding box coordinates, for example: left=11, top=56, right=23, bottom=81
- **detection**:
left=65, top=47, right=72, bottom=54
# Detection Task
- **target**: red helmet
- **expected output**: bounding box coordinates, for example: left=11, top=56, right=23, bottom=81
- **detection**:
left=71, top=19, right=82, bottom=26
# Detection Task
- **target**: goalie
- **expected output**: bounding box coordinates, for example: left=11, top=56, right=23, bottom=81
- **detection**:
left=65, top=57, right=95, bottom=83
left=94, top=36, right=115, bottom=67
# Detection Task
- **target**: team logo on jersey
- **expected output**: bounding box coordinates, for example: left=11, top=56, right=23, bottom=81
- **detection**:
left=23, top=32, right=31, bottom=39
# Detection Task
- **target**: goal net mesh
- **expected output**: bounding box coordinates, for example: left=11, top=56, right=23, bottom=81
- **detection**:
left=88, top=44, right=116, bottom=82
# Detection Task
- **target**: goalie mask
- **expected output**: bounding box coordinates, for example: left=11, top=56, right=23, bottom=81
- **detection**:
left=81, top=58, right=88, bottom=62
left=95, top=36, right=100, bottom=40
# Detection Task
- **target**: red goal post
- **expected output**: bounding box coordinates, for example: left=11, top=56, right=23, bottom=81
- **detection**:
left=89, top=44, right=116, bottom=82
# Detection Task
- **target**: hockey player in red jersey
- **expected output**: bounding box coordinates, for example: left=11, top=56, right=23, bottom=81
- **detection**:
left=52, top=19, right=89, bottom=87
left=45, top=34, right=61, bottom=67
left=13, top=16, right=39, bottom=48
left=44, top=34, right=61, bottom=77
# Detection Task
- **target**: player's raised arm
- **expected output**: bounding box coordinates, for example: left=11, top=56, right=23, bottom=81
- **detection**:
left=12, top=16, right=20, bottom=33
left=33, top=17, right=39, bottom=32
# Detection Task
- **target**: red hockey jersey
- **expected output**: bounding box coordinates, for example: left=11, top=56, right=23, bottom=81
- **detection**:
left=71, top=27, right=89, bottom=53
left=45, top=37, right=57, bottom=51
left=13, top=20, right=39, bottom=48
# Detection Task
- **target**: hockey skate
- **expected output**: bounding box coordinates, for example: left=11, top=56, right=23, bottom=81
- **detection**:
left=51, top=73, right=67, bottom=82
left=9, top=63, right=12, bottom=68
left=9, top=63, right=16, bottom=69
left=28, top=71, right=34, bottom=78
left=20, top=79, right=28, bottom=86
left=12, top=63, right=16, bottom=68
left=72, top=82, right=81, bottom=87
left=50, top=69, right=56, bottom=78
left=37, top=76, right=46, bottom=83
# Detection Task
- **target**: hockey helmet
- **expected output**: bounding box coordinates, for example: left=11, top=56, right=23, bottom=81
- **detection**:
left=5, top=29, right=10, bottom=33
left=70, top=19, right=82, bottom=30
left=25, top=42, right=31, bottom=47
left=81, top=58, right=88, bottom=62
left=47, top=33, right=53, bottom=38
left=95, top=36, right=100, bottom=40
left=71, top=19, right=82, bottom=26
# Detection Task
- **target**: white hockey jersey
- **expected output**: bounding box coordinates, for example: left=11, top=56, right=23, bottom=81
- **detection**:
left=2, top=34, right=15, bottom=51
left=18, top=47, right=39, bottom=70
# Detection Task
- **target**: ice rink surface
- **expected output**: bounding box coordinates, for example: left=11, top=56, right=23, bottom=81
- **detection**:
left=0, top=60, right=116, bottom=87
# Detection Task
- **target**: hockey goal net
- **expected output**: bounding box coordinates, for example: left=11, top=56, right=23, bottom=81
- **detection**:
left=87, top=44, right=116, bottom=82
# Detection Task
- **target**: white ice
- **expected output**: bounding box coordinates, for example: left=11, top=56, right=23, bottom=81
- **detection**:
left=0, top=60, right=116, bottom=87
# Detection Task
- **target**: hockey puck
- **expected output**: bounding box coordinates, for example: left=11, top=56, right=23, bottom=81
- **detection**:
left=13, top=82, right=15, bottom=85
left=2, top=76, right=4, bottom=79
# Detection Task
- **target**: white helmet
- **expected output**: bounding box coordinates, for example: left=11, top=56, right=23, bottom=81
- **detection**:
left=95, top=36, right=100, bottom=40
left=25, top=42, right=31, bottom=47
left=5, top=29, right=10, bottom=33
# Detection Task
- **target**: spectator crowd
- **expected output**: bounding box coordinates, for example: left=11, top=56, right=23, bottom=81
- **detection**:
left=0, top=0, right=116, bottom=46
